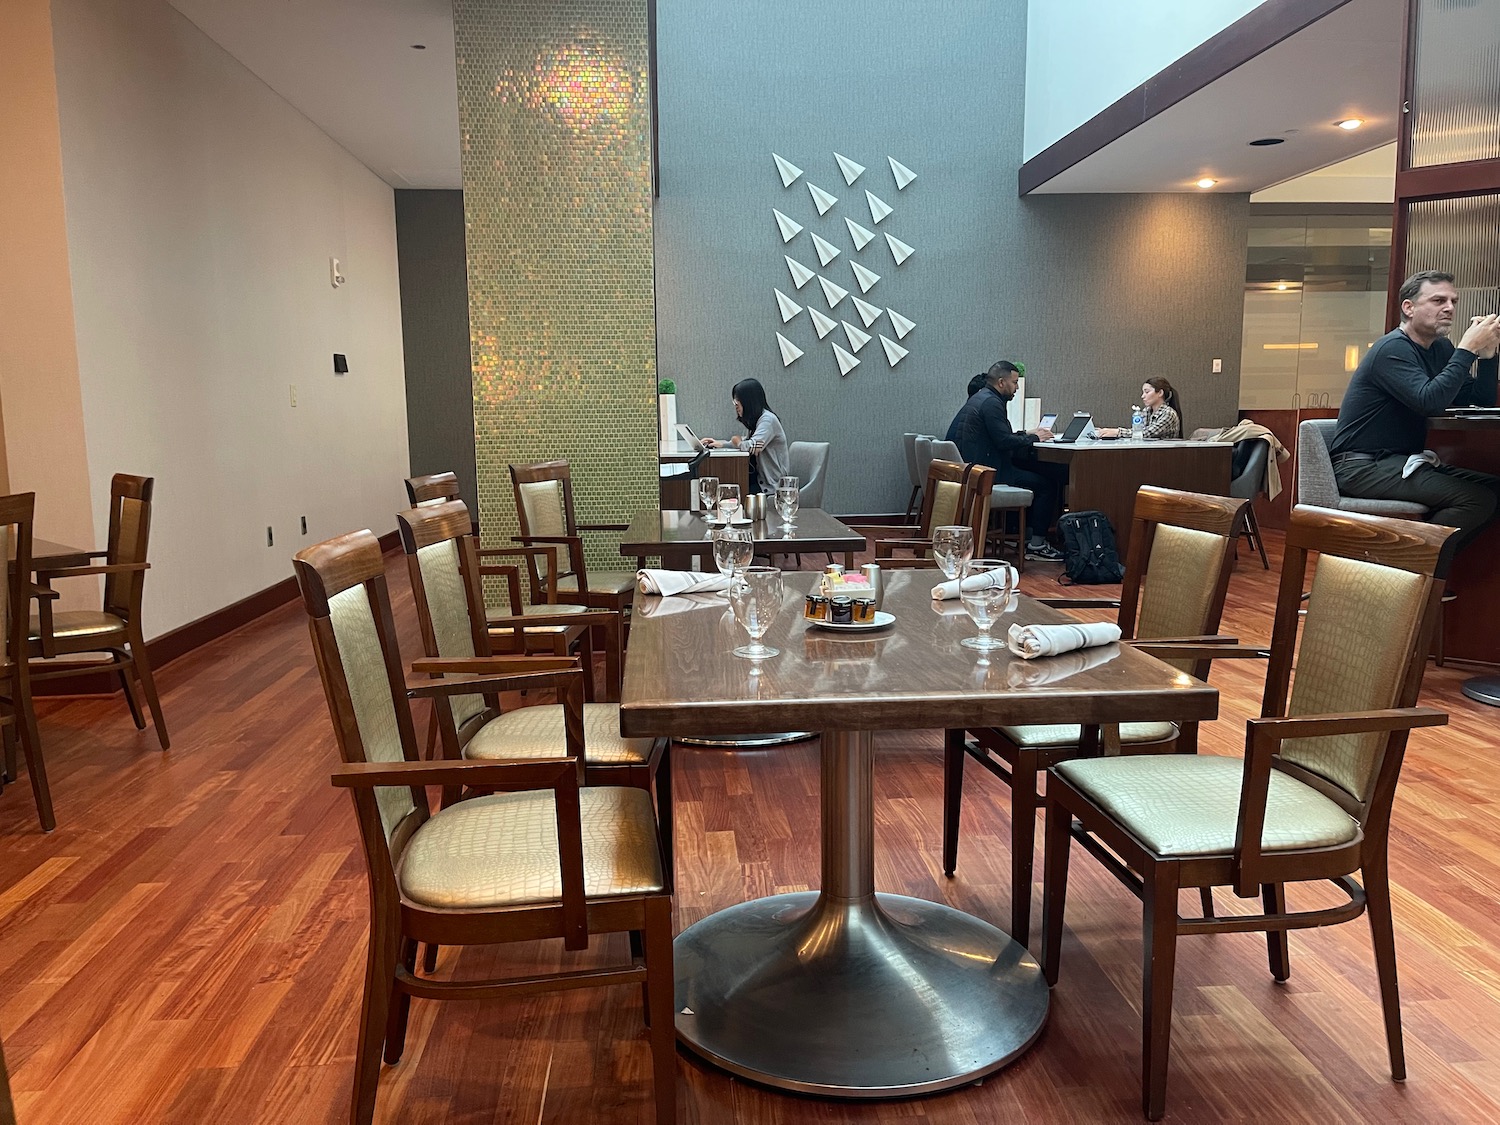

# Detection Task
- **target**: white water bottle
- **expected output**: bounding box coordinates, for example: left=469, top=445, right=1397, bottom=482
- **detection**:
left=1130, top=405, right=1145, bottom=440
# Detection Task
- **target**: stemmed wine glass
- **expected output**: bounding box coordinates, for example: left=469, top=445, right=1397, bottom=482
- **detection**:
left=730, top=566, right=784, bottom=658
left=717, top=483, right=742, bottom=524
left=931, top=525, right=974, bottom=582
left=712, top=526, right=753, bottom=596
left=775, top=481, right=800, bottom=535
left=959, top=558, right=1014, bottom=651
left=697, top=474, right=719, bottom=515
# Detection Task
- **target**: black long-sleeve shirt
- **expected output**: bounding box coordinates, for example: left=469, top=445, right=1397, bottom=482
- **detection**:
left=1330, top=328, right=1499, bottom=457
left=949, top=386, right=1036, bottom=482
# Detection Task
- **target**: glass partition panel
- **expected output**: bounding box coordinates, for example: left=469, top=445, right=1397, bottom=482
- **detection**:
left=1409, top=0, right=1500, bottom=168
left=1405, top=195, right=1500, bottom=336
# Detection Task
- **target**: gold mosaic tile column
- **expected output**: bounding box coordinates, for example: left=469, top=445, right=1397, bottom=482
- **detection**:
left=455, top=0, right=656, bottom=578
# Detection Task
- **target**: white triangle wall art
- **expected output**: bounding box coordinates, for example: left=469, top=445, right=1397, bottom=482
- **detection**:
left=808, top=307, right=838, bottom=339
left=834, top=152, right=866, bottom=185
left=888, top=156, right=917, bottom=190
left=842, top=321, right=872, bottom=352
left=833, top=342, right=860, bottom=377
left=773, top=209, right=804, bottom=243
left=887, top=308, right=916, bottom=339
left=785, top=255, right=816, bottom=289
left=844, top=217, right=875, bottom=250
left=818, top=275, right=849, bottom=307
left=777, top=333, right=804, bottom=367
left=885, top=232, right=914, bottom=265
left=866, top=190, right=893, bottom=224
left=850, top=260, right=881, bottom=293
left=775, top=289, right=803, bottom=323
left=880, top=335, right=909, bottom=366
left=851, top=296, right=882, bottom=328
left=773, top=153, right=804, bottom=187
left=808, top=182, right=839, bottom=215
left=810, top=232, right=841, bottom=267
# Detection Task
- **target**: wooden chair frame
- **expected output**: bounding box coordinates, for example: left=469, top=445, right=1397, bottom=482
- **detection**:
left=1040, top=504, right=1452, bottom=1119
left=508, top=459, right=632, bottom=613
left=295, top=529, right=675, bottom=1125
left=404, top=471, right=461, bottom=506
left=876, top=459, right=995, bottom=570
left=0, top=493, right=54, bottom=830
left=943, top=487, right=1252, bottom=946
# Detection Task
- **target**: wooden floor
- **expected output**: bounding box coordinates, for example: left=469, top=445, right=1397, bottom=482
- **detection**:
left=3, top=529, right=1499, bottom=1124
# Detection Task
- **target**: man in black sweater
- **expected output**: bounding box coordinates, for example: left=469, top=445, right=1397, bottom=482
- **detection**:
left=1331, top=270, right=1500, bottom=567
left=949, top=360, right=1066, bottom=561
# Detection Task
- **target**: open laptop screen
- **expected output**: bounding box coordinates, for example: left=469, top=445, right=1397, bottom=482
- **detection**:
left=676, top=423, right=706, bottom=451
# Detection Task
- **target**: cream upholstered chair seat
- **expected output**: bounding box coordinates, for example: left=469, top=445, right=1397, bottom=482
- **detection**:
left=29, top=609, right=126, bottom=642
left=467, top=702, right=655, bottom=766
left=557, top=570, right=637, bottom=597
left=397, top=786, right=664, bottom=909
left=500, top=601, right=593, bottom=636
left=1055, top=755, right=1359, bottom=857
left=999, top=721, right=1177, bottom=749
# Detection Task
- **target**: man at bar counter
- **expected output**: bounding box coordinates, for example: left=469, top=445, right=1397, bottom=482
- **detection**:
left=1330, top=270, right=1500, bottom=567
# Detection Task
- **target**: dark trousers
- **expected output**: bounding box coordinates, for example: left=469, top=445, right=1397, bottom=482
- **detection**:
left=1009, top=460, right=1070, bottom=539
left=1335, top=454, right=1500, bottom=564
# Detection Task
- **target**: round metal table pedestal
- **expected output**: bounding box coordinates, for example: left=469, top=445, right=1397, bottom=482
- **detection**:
left=673, top=729, right=1049, bottom=1096
left=1461, top=676, right=1500, bottom=707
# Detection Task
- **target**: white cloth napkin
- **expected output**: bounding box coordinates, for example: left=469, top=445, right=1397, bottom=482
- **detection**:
left=931, top=566, right=1019, bottom=601
left=1007, top=620, right=1121, bottom=659
left=1006, top=643, right=1117, bottom=687
left=1402, top=450, right=1440, bottom=479
left=636, top=569, right=732, bottom=596
left=635, top=591, right=727, bottom=618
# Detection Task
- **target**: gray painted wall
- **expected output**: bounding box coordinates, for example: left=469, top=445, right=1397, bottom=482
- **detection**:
left=654, top=0, right=1248, bottom=513
left=395, top=189, right=478, bottom=513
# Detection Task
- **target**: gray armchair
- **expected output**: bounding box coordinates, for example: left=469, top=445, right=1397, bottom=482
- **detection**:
left=789, top=441, right=829, bottom=508
left=1296, top=419, right=1428, bottom=517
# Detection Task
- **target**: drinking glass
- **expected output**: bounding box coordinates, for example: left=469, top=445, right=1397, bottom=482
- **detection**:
left=931, top=525, right=974, bottom=581
left=775, top=482, right=800, bottom=534
left=712, top=526, right=753, bottom=594
left=960, top=558, right=1014, bottom=651
left=717, top=483, right=742, bottom=524
left=730, top=566, right=783, bottom=658
left=697, top=474, right=719, bottom=514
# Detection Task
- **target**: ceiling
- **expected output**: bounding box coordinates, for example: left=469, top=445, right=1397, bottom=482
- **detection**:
left=168, top=0, right=1405, bottom=198
left=1031, top=0, right=1407, bottom=194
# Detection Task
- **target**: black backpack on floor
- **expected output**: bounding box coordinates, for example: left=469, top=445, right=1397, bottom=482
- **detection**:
left=1056, top=510, right=1125, bottom=585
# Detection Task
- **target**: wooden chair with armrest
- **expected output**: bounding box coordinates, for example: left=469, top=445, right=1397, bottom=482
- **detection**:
left=942, top=487, right=1253, bottom=946
left=0, top=493, right=55, bottom=830
left=397, top=500, right=667, bottom=863
left=404, top=471, right=462, bottom=506
left=508, top=460, right=636, bottom=615
left=28, top=473, right=167, bottom=750
left=1041, top=504, right=1451, bottom=1119
left=876, top=459, right=995, bottom=570
left=295, top=529, right=675, bottom=1125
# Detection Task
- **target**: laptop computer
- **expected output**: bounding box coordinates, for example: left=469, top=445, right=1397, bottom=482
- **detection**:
left=676, top=423, right=707, bottom=451
left=1039, top=412, right=1058, bottom=431
left=1051, top=412, right=1093, bottom=443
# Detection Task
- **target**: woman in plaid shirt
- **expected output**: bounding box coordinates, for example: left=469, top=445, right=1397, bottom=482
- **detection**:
left=1098, top=378, right=1183, bottom=439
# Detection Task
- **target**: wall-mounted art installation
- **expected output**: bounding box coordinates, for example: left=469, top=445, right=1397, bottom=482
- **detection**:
left=818, top=275, right=849, bottom=306
left=810, top=232, right=841, bottom=266
left=842, top=321, right=872, bottom=352
left=774, top=209, right=804, bottom=242
left=887, top=308, right=915, bottom=339
left=808, top=307, right=838, bottom=339
left=845, top=217, right=875, bottom=250
left=786, top=255, right=816, bottom=288
left=885, top=233, right=914, bottom=265
left=778, top=333, right=804, bottom=366
left=865, top=190, right=893, bottom=224
left=834, top=153, right=866, bottom=185
left=774, top=153, right=804, bottom=187
left=775, top=289, right=803, bottom=322
left=808, top=183, right=838, bottom=215
left=880, top=335, right=909, bottom=366
left=833, top=342, right=860, bottom=376
left=888, top=156, right=917, bottom=190
left=850, top=261, right=881, bottom=294
left=851, top=296, right=882, bottom=328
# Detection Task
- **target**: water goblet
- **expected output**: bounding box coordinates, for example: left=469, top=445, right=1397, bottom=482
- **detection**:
left=775, top=483, right=800, bottom=535
left=959, top=558, right=1014, bottom=652
left=730, top=566, right=783, bottom=658
left=931, top=525, right=974, bottom=582
left=712, top=525, right=754, bottom=595
left=717, top=483, right=742, bottom=524
left=697, top=474, right=719, bottom=515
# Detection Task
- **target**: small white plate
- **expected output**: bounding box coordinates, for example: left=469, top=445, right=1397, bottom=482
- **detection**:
left=808, top=611, right=896, bottom=632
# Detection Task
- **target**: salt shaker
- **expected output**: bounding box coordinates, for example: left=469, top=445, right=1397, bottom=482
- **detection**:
left=861, top=563, right=883, bottom=611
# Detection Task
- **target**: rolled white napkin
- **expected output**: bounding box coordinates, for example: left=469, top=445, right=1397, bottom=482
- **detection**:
left=635, top=591, right=726, bottom=618
left=637, top=569, right=732, bottom=596
left=1006, top=643, right=1117, bottom=687
left=931, top=566, right=1019, bottom=601
left=1007, top=620, right=1121, bottom=659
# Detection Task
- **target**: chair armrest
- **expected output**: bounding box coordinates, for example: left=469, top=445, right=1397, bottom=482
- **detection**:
left=410, top=656, right=576, bottom=675
left=1038, top=597, right=1121, bottom=610
left=487, top=609, right=610, bottom=629
left=28, top=582, right=58, bottom=602
left=29, top=583, right=59, bottom=658
left=1232, top=706, right=1446, bottom=894
left=406, top=656, right=580, bottom=698
left=332, top=757, right=576, bottom=791
left=481, top=545, right=560, bottom=603
left=1127, top=641, right=1270, bottom=661
left=35, top=562, right=149, bottom=580
left=577, top=522, right=630, bottom=533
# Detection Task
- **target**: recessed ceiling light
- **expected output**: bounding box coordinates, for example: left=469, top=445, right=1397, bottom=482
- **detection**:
left=1248, top=137, right=1285, bottom=146
left=1276, top=282, right=1289, bottom=291
left=1196, top=178, right=1217, bottom=189
left=1336, top=118, right=1363, bottom=130
left=411, top=43, right=427, bottom=50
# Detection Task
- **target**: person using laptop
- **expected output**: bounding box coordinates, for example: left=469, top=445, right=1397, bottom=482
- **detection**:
left=700, top=377, right=790, bottom=494
left=948, top=360, right=1069, bottom=561
left=1330, top=270, right=1500, bottom=567
left=1094, top=378, right=1184, bottom=439
left=944, top=372, right=991, bottom=441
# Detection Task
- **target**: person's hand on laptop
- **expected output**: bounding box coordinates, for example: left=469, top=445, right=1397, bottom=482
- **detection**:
left=700, top=437, right=719, bottom=448
left=1031, top=426, right=1054, bottom=442
left=1093, top=427, right=1121, bottom=438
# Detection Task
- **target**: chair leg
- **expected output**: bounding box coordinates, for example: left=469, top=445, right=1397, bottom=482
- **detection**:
left=117, top=660, right=147, bottom=730
left=17, top=691, right=55, bottom=832
left=1016, top=508, right=1027, bottom=574
left=1142, top=862, right=1181, bottom=1121
left=654, top=742, right=674, bottom=882
left=1260, top=883, right=1290, bottom=980
left=421, top=943, right=439, bottom=973
left=1040, top=797, right=1072, bottom=986
left=904, top=485, right=921, bottom=522
left=1246, top=505, right=1269, bottom=570
left=1011, top=752, right=1041, bottom=947
left=941, top=730, right=966, bottom=877
left=384, top=938, right=419, bottom=1064
left=1365, top=856, right=1406, bottom=1081
left=643, top=895, right=678, bottom=1125
left=352, top=913, right=401, bottom=1125
left=2, top=722, right=15, bottom=784
left=129, top=631, right=170, bottom=750
left=1199, top=887, right=1215, bottom=918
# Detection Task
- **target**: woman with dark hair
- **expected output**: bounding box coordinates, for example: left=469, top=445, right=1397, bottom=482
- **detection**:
left=1097, top=377, right=1183, bottom=439
left=701, top=377, right=790, bottom=492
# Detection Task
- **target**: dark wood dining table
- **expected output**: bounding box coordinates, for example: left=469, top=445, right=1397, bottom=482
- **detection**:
left=619, top=569, right=1219, bottom=1097
left=618, top=507, right=866, bottom=570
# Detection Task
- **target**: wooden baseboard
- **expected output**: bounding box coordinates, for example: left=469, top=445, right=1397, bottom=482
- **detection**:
left=34, top=528, right=402, bottom=698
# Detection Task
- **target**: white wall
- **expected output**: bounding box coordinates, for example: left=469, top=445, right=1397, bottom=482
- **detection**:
left=51, top=0, right=410, bottom=637
left=1025, top=0, right=1267, bottom=160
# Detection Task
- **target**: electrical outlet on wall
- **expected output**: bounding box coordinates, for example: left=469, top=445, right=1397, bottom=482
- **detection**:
left=1211, top=358, right=1223, bottom=374
left=290, top=383, right=298, bottom=407
left=330, top=257, right=345, bottom=288
left=300, top=516, right=308, bottom=535
left=266, top=526, right=274, bottom=547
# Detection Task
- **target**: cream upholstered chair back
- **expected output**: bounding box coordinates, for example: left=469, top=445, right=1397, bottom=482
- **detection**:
left=518, top=480, right=568, bottom=538
left=930, top=477, right=963, bottom=528
left=1135, top=524, right=1233, bottom=674
left=102, top=475, right=153, bottom=620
